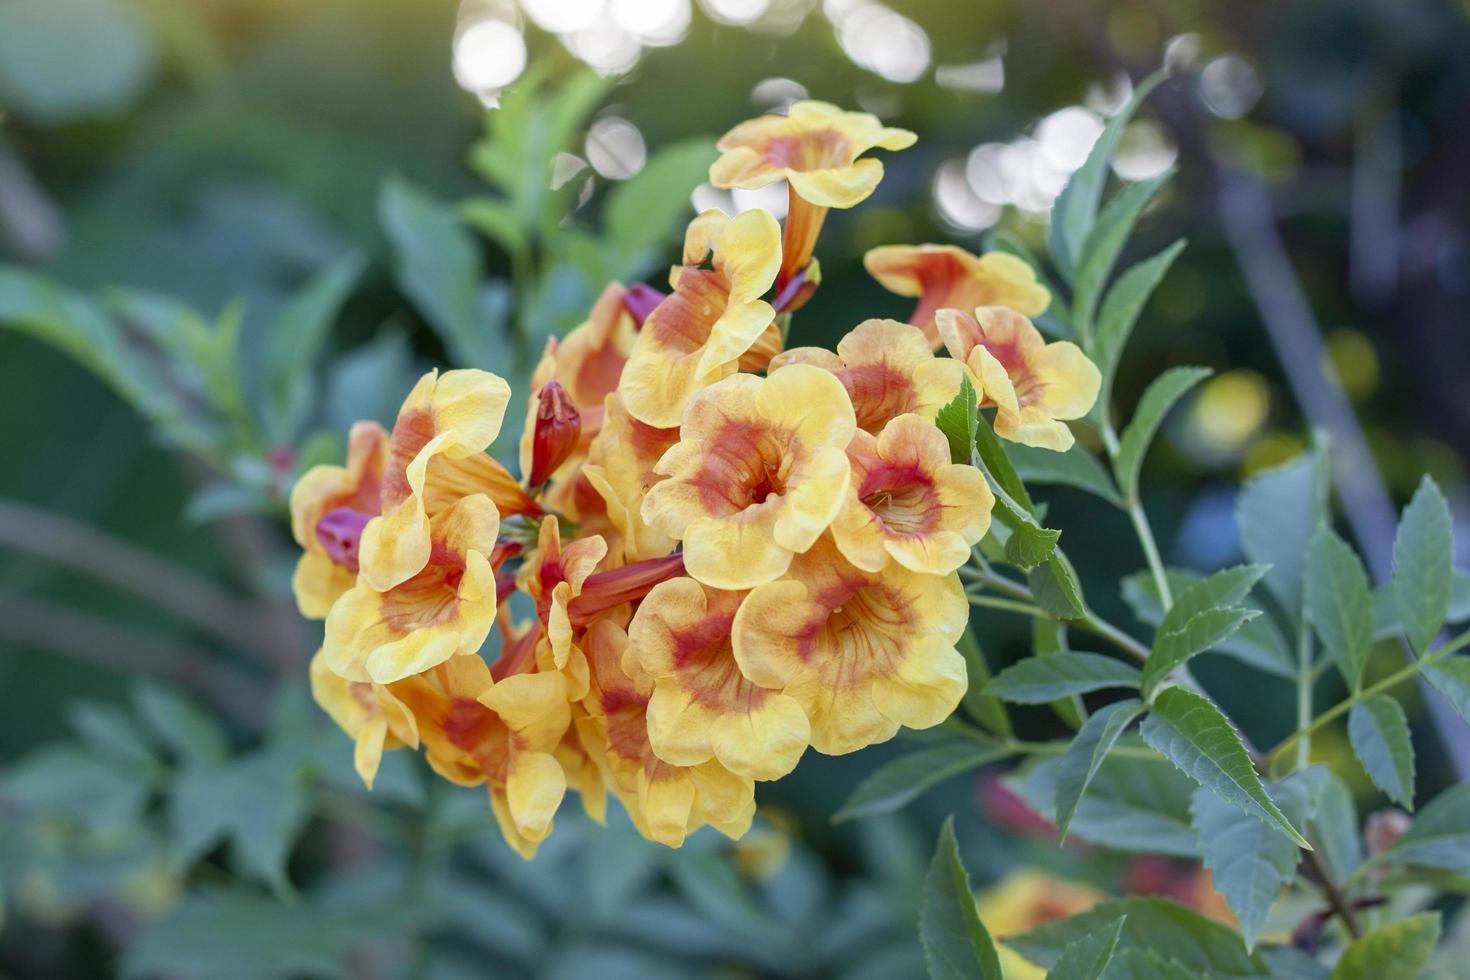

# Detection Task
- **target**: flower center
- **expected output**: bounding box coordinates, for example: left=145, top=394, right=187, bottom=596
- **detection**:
left=317, top=506, right=373, bottom=571
left=859, top=466, right=937, bottom=535
left=766, top=128, right=851, bottom=172
left=695, top=421, right=797, bottom=516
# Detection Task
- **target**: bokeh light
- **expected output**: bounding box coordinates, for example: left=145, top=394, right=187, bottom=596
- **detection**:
left=824, top=0, right=931, bottom=84
left=586, top=116, right=647, bottom=179
left=1200, top=54, right=1264, bottom=119
left=453, top=16, right=528, bottom=99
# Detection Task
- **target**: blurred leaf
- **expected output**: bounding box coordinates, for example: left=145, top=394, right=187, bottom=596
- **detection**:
left=1053, top=698, right=1147, bottom=842
left=1007, top=896, right=1264, bottom=976
left=1141, top=606, right=1259, bottom=697
left=460, top=195, right=528, bottom=258
left=327, top=329, right=416, bottom=431
left=1072, top=170, right=1172, bottom=338
left=1236, top=452, right=1325, bottom=618
left=834, top=738, right=1011, bottom=823
left=920, top=817, right=1003, bottom=980
left=1089, top=239, right=1186, bottom=426
left=987, top=652, right=1139, bottom=704
left=1028, top=553, right=1087, bottom=619
left=1305, top=526, right=1374, bottom=690
left=263, top=253, right=365, bottom=443
left=1140, top=687, right=1309, bottom=848
left=0, top=0, right=157, bottom=123
left=1046, top=915, right=1126, bottom=980
left=1006, top=442, right=1121, bottom=506
left=1372, top=570, right=1470, bottom=640
left=1347, top=694, right=1415, bottom=808
left=1310, top=771, right=1363, bottom=881
left=1112, top=366, right=1211, bottom=502
left=1329, top=912, right=1440, bottom=980
left=1392, top=475, right=1453, bottom=653
left=605, top=139, right=717, bottom=276
left=1382, top=784, right=1470, bottom=874
left=0, top=745, right=150, bottom=831
left=1121, top=568, right=1294, bottom=678
left=935, top=374, right=978, bottom=465
left=184, top=480, right=273, bottom=524
left=957, top=629, right=1012, bottom=737
left=1424, top=656, right=1470, bottom=727
left=131, top=681, right=230, bottom=766
left=66, top=701, right=155, bottom=770
left=1047, top=70, right=1165, bottom=286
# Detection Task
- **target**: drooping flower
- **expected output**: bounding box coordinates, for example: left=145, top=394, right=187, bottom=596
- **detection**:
left=711, top=100, right=916, bottom=297
left=936, top=306, right=1101, bottom=451
left=769, top=318, right=965, bottom=435
left=619, top=209, right=782, bottom=428
left=582, top=393, right=681, bottom=562
left=308, top=649, right=418, bottom=789
left=830, top=414, right=993, bottom=575
left=390, top=653, right=571, bottom=859
left=289, top=421, right=388, bottom=619
left=732, top=535, right=968, bottom=755
left=864, top=244, right=1050, bottom=346
left=322, top=494, right=501, bottom=684
left=575, top=616, right=755, bottom=847
left=641, top=365, right=856, bottom=590
left=628, top=578, right=810, bottom=780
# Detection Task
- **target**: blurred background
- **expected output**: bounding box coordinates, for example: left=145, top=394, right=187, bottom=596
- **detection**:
left=1, top=0, right=1468, bottom=976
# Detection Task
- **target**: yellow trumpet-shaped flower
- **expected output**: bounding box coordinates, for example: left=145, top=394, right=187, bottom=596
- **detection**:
left=975, top=870, right=1104, bottom=980
left=391, top=653, right=571, bottom=859
left=937, top=306, right=1101, bottom=452
left=628, top=578, right=810, bottom=780
left=770, top=319, right=965, bottom=435
left=583, top=393, right=681, bottom=563
left=289, top=421, right=389, bottom=619
left=711, top=100, right=916, bottom=294
left=830, top=414, right=993, bottom=575
left=323, top=494, right=500, bottom=684
left=620, top=209, right=782, bottom=428
left=518, top=515, right=608, bottom=682
left=575, top=616, right=755, bottom=847
left=309, top=649, right=418, bottom=789
left=732, top=535, right=968, bottom=755
left=865, top=245, right=1050, bottom=347
left=641, top=365, right=856, bottom=590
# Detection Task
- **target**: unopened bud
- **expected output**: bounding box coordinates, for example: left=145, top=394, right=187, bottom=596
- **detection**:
left=624, top=282, right=668, bottom=328
left=529, top=381, right=581, bottom=486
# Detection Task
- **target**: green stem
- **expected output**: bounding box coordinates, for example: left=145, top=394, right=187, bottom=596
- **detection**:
left=1295, top=619, right=1314, bottom=772
left=1128, top=498, right=1173, bottom=609
left=963, top=567, right=1151, bottom=664
left=1006, top=737, right=1159, bottom=761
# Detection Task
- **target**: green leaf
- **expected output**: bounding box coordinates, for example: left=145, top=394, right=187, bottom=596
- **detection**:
left=1383, top=783, right=1470, bottom=874
left=1373, top=570, right=1470, bottom=640
left=1311, top=771, right=1364, bottom=881
left=1008, top=897, right=1265, bottom=977
left=920, top=818, right=1003, bottom=980
left=67, top=702, right=155, bottom=770
left=1102, top=949, right=1199, bottom=980
left=834, top=738, right=1011, bottom=823
left=1072, top=171, right=1172, bottom=339
left=1190, top=770, right=1320, bottom=950
left=957, top=629, right=1012, bottom=737
left=973, top=409, right=1037, bottom=516
left=1330, top=912, right=1440, bottom=980
left=1047, top=70, right=1165, bottom=286
left=1122, top=568, right=1294, bottom=678
left=1142, top=606, right=1260, bottom=697
left=1005, top=523, right=1062, bottom=571
left=459, top=195, right=528, bottom=257
left=1054, top=698, right=1147, bottom=842
left=1348, top=694, right=1415, bottom=808
left=935, top=374, right=979, bottom=465
left=1032, top=619, right=1086, bottom=731
left=1392, top=475, right=1454, bottom=653
left=1028, top=553, right=1088, bottom=619
left=131, top=682, right=229, bottom=766
left=1140, top=687, right=1310, bottom=848
left=987, top=653, right=1140, bottom=704
left=984, top=227, right=1073, bottom=338
left=1157, top=565, right=1269, bottom=634
left=1112, top=366, right=1211, bottom=502
left=1007, top=442, right=1121, bottom=506
left=1305, top=526, right=1374, bottom=690
left=605, top=139, right=718, bottom=276
left=1009, top=748, right=1199, bottom=856
left=263, top=254, right=364, bottom=442
left=1045, top=915, right=1126, bottom=980
left=1236, top=453, right=1326, bottom=617
left=379, top=176, right=495, bottom=369
left=1424, top=656, right=1470, bottom=726
left=1090, top=239, right=1186, bottom=426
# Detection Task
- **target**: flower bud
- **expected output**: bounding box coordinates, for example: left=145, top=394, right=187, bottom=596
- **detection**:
left=529, top=380, right=581, bottom=487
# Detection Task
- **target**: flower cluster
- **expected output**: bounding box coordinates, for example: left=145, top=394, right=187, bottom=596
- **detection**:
left=294, top=101, right=1102, bottom=856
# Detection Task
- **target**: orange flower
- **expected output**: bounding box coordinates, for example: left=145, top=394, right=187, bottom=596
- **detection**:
left=619, top=209, right=782, bottom=428
left=864, top=244, right=1050, bottom=346
left=711, top=100, right=916, bottom=295
left=289, top=421, right=388, bottom=619
left=309, top=649, right=418, bottom=789
left=517, top=516, right=608, bottom=680
left=582, top=393, right=681, bottom=562
left=769, top=318, right=964, bottom=435
left=937, top=306, right=1100, bottom=451
left=628, top=578, right=810, bottom=780
left=732, top=535, right=968, bottom=755
left=830, top=414, right=993, bottom=575
left=641, top=365, right=856, bottom=590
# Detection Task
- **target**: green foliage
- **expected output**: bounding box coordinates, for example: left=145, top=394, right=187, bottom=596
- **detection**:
left=1053, top=698, right=1147, bottom=842
left=935, top=374, right=979, bottom=465
left=1071, top=171, right=1172, bottom=339
left=1007, top=442, right=1121, bottom=506
left=1381, top=783, right=1470, bottom=874
left=1423, top=656, right=1470, bottom=725
left=1305, top=526, right=1374, bottom=690
left=834, top=738, right=1012, bottom=823
left=1392, top=475, right=1454, bottom=653
left=956, top=629, right=1013, bottom=737
left=1045, top=915, right=1125, bottom=980
left=1236, top=452, right=1326, bottom=618
left=919, top=818, right=1003, bottom=980
left=1329, top=912, right=1440, bottom=980
left=1347, top=695, right=1416, bottom=808
left=987, top=652, right=1140, bottom=704
left=1121, top=568, right=1295, bottom=678
left=1088, top=239, right=1186, bottom=426
left=1112, top=366, right=1211, bottom=503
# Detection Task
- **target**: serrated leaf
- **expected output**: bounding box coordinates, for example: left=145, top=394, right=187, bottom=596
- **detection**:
left=1054, top=698, right=1147, bottom=842
left=1047, top=70, right=1165, bottom=285
left=1373, top=570, right=1470, bottom=640
left=987, top=653, right=1140, bottom=704
left=1157, top=565, right=1270, bottom=635
left=1007, top=897, right=1264, bottom=977
left=1029, top=553, right=1088, bottom=619
left=1122, top=568, right=1295, bottom=678
left=1424, top=656, right=1470, bottom=726
left=973, top=408, right=1037, bottom=516
left=920, top=818, right=1004, bottom=980
left=1112, top=366, right=1211, bottom=502
left=1046, top=915, right=1125, bottom=980
left=1072, top=170, right=1172, bottom=339
left=1382, top=783, right=1470, bottom=873
left=1236, top=453, right=1325, bottom=618
left=1142, top=606, right=1260, bottom=696
left=834, top=738, right=1011, bottom=823
left=1103, top=949, right=1198, bottom=980
left=956, top=629, right=1012, bottom=737
left=1141, top=687, right=1310, bottom=848
left=1005, top=523, right=1061, bottom=570
left=934, top=373, right=978, bottom=465
left=1392, top=475, right=1453, bottom=653
left=1032, top=619, right=1086, bottom=731
left=1330, top=912, right=1440, bottom=980
left=1090, top=239, right=1186, bottom=426
left=1348, top=695, right=1415, bottom=808
left=1305, top=526, right=1374, bottom=690
left=1007, top=442, right=1121, bottom=506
